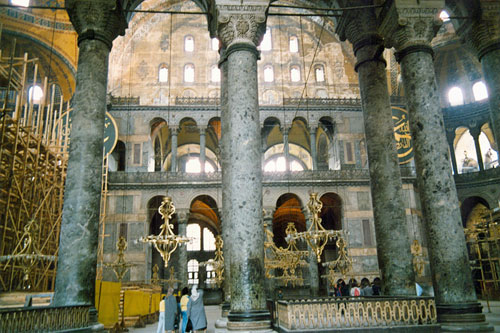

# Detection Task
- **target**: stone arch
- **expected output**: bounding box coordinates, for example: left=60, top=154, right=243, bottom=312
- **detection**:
left=272, top=193, right=306, bottom=248
left=319, top=192, right=343, bottom=231
left=189, top=195, right=220, bottom=233
left=461, top=196, right=491, bottom=228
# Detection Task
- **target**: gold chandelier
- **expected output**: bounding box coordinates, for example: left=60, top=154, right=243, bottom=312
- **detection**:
left=287, top=192, right=342, bottom=263
left=140, top=196, right=190, bottom=267
left=322, top=234, right=353, bottom=285
left=265, top=222, right=309, bottom=287
left=200, top=235, right=224, bottom=288
left=104, top=236, right=135, bottom=282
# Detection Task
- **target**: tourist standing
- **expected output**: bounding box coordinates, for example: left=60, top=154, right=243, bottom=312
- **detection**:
left=180, top=287, right=190, bottom=333
left=164, top=287, right=178, bottom=333
left=187, top=285, right=207, bottom=333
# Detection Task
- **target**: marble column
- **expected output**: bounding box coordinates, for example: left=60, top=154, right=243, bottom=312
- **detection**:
left=470, top=127, right=484, bottom=171
left=177, top=210, right=189, bottom=289
left=53, top=0, right=126, bottom=308
left=455, top=2, right=500, bottom=149
left=217, top=6, right=271, bottom=330
left=262, top=208, right=275, bottom=296
left=303, top=209, right=319, bottom=297
left=218, top=47, right=232, bottom=304
left=170, top=127, right=178, bottom=172
left=379, top=2, right=491, bottom=329
left=283, top=127, right=290, bottom=172
left=310, top=128, right=317, bottom=171
left=200, top=126, right=206, bottom=173
left=336, top=4, right=415, bottom=296
left=446, top=130, right=459, bottom=175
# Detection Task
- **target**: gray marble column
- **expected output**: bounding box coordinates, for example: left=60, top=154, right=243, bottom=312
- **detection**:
left=177, top=211, right=189, bottom=289
left=379, top=2, right=490, bottom=329
left=446, top=131, right=459, bottom=175
left=283, top=127, right=290, bottom=172
left=200, top=126, right=206, bottom=173
left=310, top=128, right=317, bottom=171
left=217, top=7, right=270, bottom=330
left=219, top=48, right=232, bottom=304
left=337, top=5, right=415, bottom=296
left=470, top=127, right=484, bottom=171
left=53, top=0, right=126, bottom=307
left=170, top=127, right=178, bottom=172
left=303, top=209, right=319, bottom=297
left=262, top=208, right=275, bottom=296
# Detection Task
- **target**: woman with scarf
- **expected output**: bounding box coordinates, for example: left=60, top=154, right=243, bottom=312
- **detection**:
left=187, top=285, right=207, bottom=332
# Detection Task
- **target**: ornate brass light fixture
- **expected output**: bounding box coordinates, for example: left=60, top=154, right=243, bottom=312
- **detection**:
left=104, top=236, right=135, bottom=282
left=322, top=234, right=353, bottom=285
left=140, top=196, right=190, bottom=268
left=287, top=192, right=341, bottom=263
left=200, top=235, right=225, bottom=288
left=264, top=223, right=309, bottom=287
left=410, top=239, right=425, bottom=277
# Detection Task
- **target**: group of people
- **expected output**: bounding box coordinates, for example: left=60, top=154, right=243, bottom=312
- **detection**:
left=157, top=285, right=207, bottom=333
left=331, top=277, right=381, bottom=297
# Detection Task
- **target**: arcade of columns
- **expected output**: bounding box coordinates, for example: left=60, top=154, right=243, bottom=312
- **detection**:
left=53, top=0, right=500, bottom=331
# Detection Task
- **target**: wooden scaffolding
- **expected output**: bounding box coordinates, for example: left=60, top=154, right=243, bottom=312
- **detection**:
left=0, top=46, right=71, bottom=292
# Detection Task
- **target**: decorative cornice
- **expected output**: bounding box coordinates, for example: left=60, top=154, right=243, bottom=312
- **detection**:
left=216, top=4, right=268, bottom=48
left=378, top=1, right=444, bottom=53
left=66, top=0, right=127, bottom=50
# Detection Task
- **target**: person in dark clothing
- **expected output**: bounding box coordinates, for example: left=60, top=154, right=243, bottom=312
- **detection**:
left=372, top=277, right=381, bottom=296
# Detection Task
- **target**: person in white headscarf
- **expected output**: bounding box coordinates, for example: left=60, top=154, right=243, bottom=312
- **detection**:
left=187, top=285, right=207, bottom=332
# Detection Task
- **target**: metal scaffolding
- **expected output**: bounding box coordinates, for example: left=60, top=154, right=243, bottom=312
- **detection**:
left=0, top=46, right=71, bottom=292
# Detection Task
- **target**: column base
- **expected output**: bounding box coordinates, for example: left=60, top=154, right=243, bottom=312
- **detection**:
left=437, top=302, right=493, bottom=332
left=227, top=310, right=272, bottom=332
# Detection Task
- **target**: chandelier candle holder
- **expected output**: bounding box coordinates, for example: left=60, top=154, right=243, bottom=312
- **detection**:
left=140, top=196, right=190, bottom=268
left=411, top=239, right=425, bottom=277
left=286, top=192, right=341, bottom=263
left=104, top=236, right=136, bottom=282
left=322, top=234, right=353, bottom=286
left=200, top=235, right=225, bottom=288
left=264, top=223, right=309, bottom=287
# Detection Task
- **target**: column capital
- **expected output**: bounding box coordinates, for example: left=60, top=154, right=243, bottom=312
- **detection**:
left=170, top=126, right=180, bottom=135
left=378, top=1, right=444, bottom=59
left=262, top=207, right=274, bottom=221
left=455, top=1, right=500, bottom=61
left=215, top=3, right=269, bottom=49
left=176, top=209, right=190, bottom=224
left=336, top=4, right=386, bottom=71
left=66, top=0, right=127, bottom=50
left=199, top=125, right=208, bottom=133
left=469, top=126, right=482, bottom=139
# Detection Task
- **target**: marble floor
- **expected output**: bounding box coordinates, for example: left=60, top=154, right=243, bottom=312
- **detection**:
left=128, top=301, right=500, bottom=333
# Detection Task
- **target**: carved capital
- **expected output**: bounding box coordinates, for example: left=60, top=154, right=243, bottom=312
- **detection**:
left=456, top=2, right=500, bottom=61
left=378, top=1, right=444, bottom=53
left=216, top=4, right=268, bottom=48
left=262, top=207, right=275, bottom=221
left=66, top=0, right=127, bottom=50
left=176, top=209, right=190, bottom=223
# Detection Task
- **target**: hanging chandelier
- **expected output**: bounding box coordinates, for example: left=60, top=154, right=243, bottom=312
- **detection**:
left=104, top=236, right=135, bottom=282
left=200, top=235, right=224, bottom=288
left=286, top=192, right=341, bottom=263
left=322, top=234, right=353, bottom=285
left=140, top=196, right=190, bottom=268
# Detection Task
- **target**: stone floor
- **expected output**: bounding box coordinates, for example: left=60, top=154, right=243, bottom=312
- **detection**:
left=128, top=301, right=500, bottom=333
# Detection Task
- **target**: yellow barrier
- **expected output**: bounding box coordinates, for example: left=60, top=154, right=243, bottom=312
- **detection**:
left=95, top=280, right=122, bottom=328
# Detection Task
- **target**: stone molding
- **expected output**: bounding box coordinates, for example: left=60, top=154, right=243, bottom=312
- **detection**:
left=456, top=2, right=500, bottom=61
left=378, top=1, right=444, bottom=52
left=216, top=4, right=268, bottom=48
left=66, top=0, right=127, bottom=50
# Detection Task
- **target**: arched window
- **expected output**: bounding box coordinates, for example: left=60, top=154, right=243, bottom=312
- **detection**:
left=289, top=36, right=299, bottom=53
left=211, top=65, right=221, bottom=83
left=188, top=259, right=199, bottom=285
left=448, top=86, right=464, bottom=106
left=260, top=28, right=272, bottom=51
left=184, top=35, right=194, bottom=52
left=211, top=38, right=219, bottom=51
left=290, top=66, right=301, bottom=82
left=315, top=65, right=325, bottom=82
left=264, top=65, right=274, bottom=82
left=203, top=228, right=216, bottom=251
left=28, top=85, right=43, bottom=103
left=158, top=64, right=168, bottom=83
left=11, top=0, right=29, bottom=6
left=187, top=223, right=201, bottom=251
left=472, top=81, right=488, bottom=101
left=439, top=10, right=450, bottom=22
left=184, top=64, right=195, bottom=83
left=206, top=261, right=215, bottom=285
